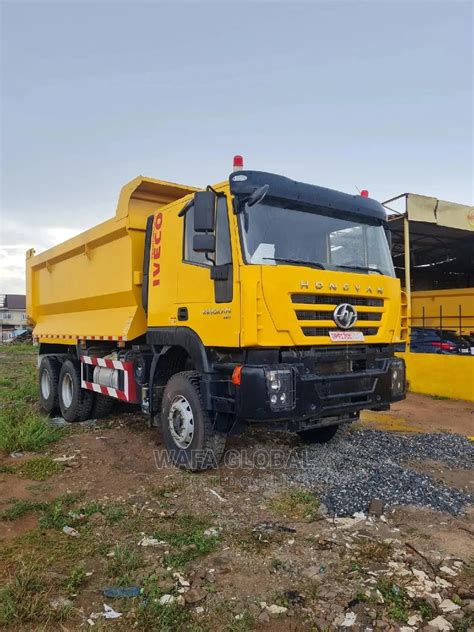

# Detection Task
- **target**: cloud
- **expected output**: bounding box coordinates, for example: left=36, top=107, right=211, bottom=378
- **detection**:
left=0, top=218, right=85, bottom=294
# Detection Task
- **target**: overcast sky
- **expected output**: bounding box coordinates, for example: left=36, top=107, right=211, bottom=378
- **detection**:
left=1, top=0, right=472, bottom=294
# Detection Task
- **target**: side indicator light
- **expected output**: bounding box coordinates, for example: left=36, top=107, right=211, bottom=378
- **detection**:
left=231, top=365, right=243, bottom=385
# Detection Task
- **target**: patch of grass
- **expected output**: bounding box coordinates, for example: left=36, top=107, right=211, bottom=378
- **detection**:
left=0, top=560, right=71, bottom=626
left=137, top=596, right=189, bottom=631
left=355, top=540, right=392, bottom=563
left=18, top=456, right=63, bottom=480
left=107, top=545, right=144, bottom=585
left=0, top=464, right=15, bottom=473
left=270, top=557, right=285, bottom=571
left=224, top=611, right=255, bottom=632
left=2, top=498, right=49, bottom=521
left=270, top=488, right=319, bottom=520
left=153, top=514, right=217, bottom=568
left=415, top=598, right=434, bottom=620
left=105, top=505, right=127, bottom=523
left=38, top=494, right=83, bottom=530
left=376, top=578, right=409, bottom=623
left=66, top=564, right=87, bottom=593
left=0, top=404, right=64, bottom=452
left=453, top=613, right=474, bottom=632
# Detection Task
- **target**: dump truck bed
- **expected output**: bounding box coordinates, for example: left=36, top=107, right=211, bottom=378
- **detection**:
left=26, top=176, right=198, bottom=344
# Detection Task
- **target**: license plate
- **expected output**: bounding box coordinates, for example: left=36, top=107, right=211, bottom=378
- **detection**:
left=329, top=331, right=365, bottom=342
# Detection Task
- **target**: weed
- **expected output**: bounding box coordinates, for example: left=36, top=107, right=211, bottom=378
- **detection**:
left=0, top=560, right=71, bottom=626
left=0, top=464, right=15, bottom=473
left=224, top=610, right=255, bottom=631
left=453, top=612, right=474, bottom=632
left=2, top=498, right=49, bottom=521
left=19, top=456, right=63, bottom=480
left=154, top=514, right=217, bottom=568
left=0, top=404, right=64, bottom=452
left=105, top=505, right=126, bottom=523
left=376, top=578, right=409, bottom=623
left=270, top=488, right=319, bottom=520
left=66, top=564, right=87, bottom=593
left=270, top=557, right=285, bottom=571
left=107, top=545, right=143, bottom=585
left=137, top=575, right=189, bottom=631
left=355, top=540, right=392, bottom=563
left=415, top=598, right=434, bottom=620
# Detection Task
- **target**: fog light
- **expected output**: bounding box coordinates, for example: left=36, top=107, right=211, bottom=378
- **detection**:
left=265, top=368, right=294, bottom=411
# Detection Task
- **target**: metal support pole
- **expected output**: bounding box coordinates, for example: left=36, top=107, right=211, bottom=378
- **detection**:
left=403, top=215, right=411, bottom=305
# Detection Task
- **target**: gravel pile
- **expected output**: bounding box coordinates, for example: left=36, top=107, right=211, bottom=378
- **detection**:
left=288, top=429, right=474, bottom=516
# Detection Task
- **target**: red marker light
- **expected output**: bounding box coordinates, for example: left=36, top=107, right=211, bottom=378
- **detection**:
left=360, top=190, right=369, bottom=198
left=233, top=155, right=244, bottom=171
left=232, top=365, right=243, bottom=385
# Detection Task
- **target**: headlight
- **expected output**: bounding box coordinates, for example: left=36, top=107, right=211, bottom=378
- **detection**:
left=265, top=369, right=295, bottom=411
left=390, top=359, right=405, bottom=397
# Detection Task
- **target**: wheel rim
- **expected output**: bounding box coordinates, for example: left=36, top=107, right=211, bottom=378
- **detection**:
left=168, top=395, right=194, bottom=449
left=40, top=369, right=51, bottom=400
left=62, top=373, right=74, bottom=409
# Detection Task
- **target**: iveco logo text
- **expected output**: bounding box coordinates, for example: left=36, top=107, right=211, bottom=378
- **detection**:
left=299, top=280, right=383, bottom=294
left=333, top=303, right=358, bottom=329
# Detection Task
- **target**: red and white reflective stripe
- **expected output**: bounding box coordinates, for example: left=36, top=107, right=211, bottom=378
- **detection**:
left=80, top=355, right=137, bottom=403
left=82, top=356, right=125, bottom=370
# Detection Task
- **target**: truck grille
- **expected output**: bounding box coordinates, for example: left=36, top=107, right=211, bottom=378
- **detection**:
left=291, top=294, right=383, bottom=307
left=292, top=293, right=385, bottom=338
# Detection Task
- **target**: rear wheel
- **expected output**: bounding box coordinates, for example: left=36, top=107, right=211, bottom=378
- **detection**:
left=38, top=356, right=61, bottom=414
left=297, top=424, right=341, bottom=444
left=160, top=371, right=226, bottom=470
left=58, top=359, right=94, bottom=422
left=91, top=393, right=115, bottom=419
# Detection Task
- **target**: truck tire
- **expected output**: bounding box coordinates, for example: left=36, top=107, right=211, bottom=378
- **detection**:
left=160, top=371, right=226, bottom=470
left=58, top=359, right=94, bottom=422
left=38, top=356, right=61, bottom=414
left=91, top=393, right=115, bottom=419
left=297, top=424, right=341, bottom=444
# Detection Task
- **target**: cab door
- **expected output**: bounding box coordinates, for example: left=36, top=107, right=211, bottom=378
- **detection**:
left=177, top=195, right=240, bottom=347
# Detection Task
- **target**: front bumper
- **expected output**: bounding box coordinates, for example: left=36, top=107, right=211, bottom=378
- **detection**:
left=234, top=353, right=405, bottom=424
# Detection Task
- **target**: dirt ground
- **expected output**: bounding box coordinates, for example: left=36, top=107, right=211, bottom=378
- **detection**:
left=360, top=393, right=474, bottom=436
left=0, top=347, right=473, bottom=631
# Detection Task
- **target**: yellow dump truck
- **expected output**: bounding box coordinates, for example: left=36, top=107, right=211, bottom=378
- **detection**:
left=27, top=160, right=407, bottom=469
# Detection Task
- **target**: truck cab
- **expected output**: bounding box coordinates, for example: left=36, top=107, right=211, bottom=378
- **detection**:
left=29, top=162, right=407, bottom=470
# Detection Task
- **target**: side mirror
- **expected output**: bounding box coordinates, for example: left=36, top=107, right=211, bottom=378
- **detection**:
left=194, top=191, right=216, bottom=232
left=193, top=233, right=216, bottom=253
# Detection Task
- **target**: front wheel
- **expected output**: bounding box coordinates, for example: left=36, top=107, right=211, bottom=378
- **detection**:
left=297, top=424, right=341, bottom=444
left=160, top=371, right=226, bottom=470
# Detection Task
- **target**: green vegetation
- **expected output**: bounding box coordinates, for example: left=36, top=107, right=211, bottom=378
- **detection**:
left=0, top=404, right=64, bottom=452
left=66, top=564, right=88, bottom=593
left=0, top=345, right=65, bottom=452
left=376, top=578, right=409, bottom=623
left=18, top=456, right=63, bottom=480
left=355, top=540, right=392, bottom=563
left=106, top=545, right=144, bottom=585
left=2, top=499, right=50, bottom=521
left=153, top=514, right=218, bottom=568
left=270, top=487, right=319, bottom=519
left=0, top=561, right=72, bottom=626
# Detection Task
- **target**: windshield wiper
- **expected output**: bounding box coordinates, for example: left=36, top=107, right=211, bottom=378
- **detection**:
left=263, top=257, right=325, bottom=270
left=336, top=264, right=384, bottom=275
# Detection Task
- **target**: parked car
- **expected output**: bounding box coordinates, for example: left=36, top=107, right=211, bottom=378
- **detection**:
left=408, top=328, right=472, bottom=355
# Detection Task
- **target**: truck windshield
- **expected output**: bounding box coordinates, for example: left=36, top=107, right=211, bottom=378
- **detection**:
left=238, top=200, right=395, bottom=277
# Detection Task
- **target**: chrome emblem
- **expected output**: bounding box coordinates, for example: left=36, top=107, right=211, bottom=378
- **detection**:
left=333, top=303, right=357, bottom=329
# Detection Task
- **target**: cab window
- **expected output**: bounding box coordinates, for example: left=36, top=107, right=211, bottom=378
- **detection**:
left=183, top=197, right=231, bottom=266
